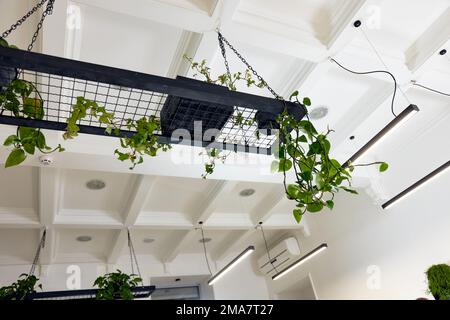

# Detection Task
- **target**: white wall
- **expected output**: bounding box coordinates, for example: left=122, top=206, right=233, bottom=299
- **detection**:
left=267, top=177, right=450, bottom=299
left=211, top=257, right=270, bottom=300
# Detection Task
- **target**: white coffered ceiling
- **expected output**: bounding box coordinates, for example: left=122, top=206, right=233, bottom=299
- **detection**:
left=0, top=0, right=449, bottom=287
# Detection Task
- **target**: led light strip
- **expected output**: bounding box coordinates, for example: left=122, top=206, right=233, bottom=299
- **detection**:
left=343, top=104, right=419, bottom=167
left=272, top=243, right=328, bottom=280
left=382, top=160, right=450, bottom=210
left=208, top=246, right=255, bottom=285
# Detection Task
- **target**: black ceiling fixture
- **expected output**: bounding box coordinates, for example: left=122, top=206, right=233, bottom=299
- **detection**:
left=382, top=160, right=450, bottom=210
left=439, top=49, right=447, bottom=55
left=0, top=1, right=306, bottom=156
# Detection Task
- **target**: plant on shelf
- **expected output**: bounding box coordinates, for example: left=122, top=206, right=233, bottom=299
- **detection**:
left=1, top=38, right=170, bottom=170
left=426, top=264, right=450, bottom=300
left=0, top=274, right=42, bottom=300
left=1, top=37, right=64, bottom=167
left=93, top=269, right=142, bottom=300
left=185, top=57, right=388, bottom=221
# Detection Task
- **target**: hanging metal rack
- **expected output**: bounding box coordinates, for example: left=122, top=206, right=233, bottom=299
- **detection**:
left=0, top=1, right=306, bottom=156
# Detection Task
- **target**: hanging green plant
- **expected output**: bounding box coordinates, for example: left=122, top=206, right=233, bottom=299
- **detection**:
left=93, top=269, right=142, bottom=300
left=0, top=274, right=42, bottom=300
left=185, top=57, right=388, bottom=221
left=426, top=264, right=450, bottom=300
left=1, top=37, right=170, bottom=170
left=1, top=38, right=65, bottom=167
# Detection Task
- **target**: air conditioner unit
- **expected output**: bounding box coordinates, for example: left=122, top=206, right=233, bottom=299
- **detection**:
left=257, top=237, right=300, bottom=276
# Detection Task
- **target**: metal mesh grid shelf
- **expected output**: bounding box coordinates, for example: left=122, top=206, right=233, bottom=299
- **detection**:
left=0, top=47, right=306, bottom=155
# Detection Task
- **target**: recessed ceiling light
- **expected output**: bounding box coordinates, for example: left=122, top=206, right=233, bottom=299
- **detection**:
left=199, top=238, right=212, bottom=243
left=86, top=179, right=106, bottom=190
left=143, top=238, right=155, bottom=244
left=76, top=235, right=92, bottom=242
left=239, top=189, right=255, bottom=197
left=309, top=106, right=328, bottom=120
left=439, top=49, right=447, bottom=56
left=175, top=278, right=181, bottom=282
left=349, top=135, right=355, bottom=140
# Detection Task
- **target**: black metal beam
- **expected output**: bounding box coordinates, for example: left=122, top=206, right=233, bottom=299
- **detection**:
left=0, top=46, right=306, bottom=117
left=0, top=115, right=271, bottom=155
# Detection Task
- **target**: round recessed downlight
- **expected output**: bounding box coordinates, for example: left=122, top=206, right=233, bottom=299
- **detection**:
left=76, top=235, right=92, bottom=242
left=143, top=238, right=155, bottom=244
left=86, top=179, right=106, bottom=190
left=199, top=238, right=212, bottom=243
left=309, top=106, right=329, bottom=120
left=175, top=278, right=181, bottom=282
left=239, top=189, right=255, bottom=197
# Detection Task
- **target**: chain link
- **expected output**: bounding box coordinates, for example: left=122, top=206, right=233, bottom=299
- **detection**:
left=217, top=31, right=283, bottom=100
left=29, top=229, right=47, bottom=277
left=127, top=229, right=143, bottom=283
left=28, top=0, right=55, bottom=52
left=1, top=0, right=49, bottom=39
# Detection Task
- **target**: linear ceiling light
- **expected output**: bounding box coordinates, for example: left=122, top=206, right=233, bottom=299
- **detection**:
left=208, top=246, right=255, bottom=286
left=272, top=243, right=328, bottom=281
left=344, top=104, right=419, bottom=167
left=382, top=160, right=450, bottom=210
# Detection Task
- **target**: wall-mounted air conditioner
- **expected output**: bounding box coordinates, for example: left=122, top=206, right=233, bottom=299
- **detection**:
left=257, top=237, right=300, bottom=276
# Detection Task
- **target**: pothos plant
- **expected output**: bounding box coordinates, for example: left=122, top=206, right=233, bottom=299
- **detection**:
left=185, top=57, right=388, bottom=222
left=0, top=37, right=170, bottom=170
left=93, top=269, right=142, bottom=300
left=0, top=274, right=42, bottom=300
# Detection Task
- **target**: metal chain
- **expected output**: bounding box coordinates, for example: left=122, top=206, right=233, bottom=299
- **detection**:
left=29, top=229, right=47, bottom=277
left=217, top=31, right=283, bottom=100
left=1, top=0, right=49, bottom=39
left=127, top=229, right=143, bottom=283
left=27, top=0, right=55, bottom=52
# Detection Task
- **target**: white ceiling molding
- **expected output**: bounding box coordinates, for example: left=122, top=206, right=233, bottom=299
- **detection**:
left=405, top=7, right=450, bottom=76
left=163, top=229, right=197, bottom=262
left=194, top=180, right=239, bottom=224
left=71, top=0, right=219, bottom=33
left=249, top=186, right=285, bottom=225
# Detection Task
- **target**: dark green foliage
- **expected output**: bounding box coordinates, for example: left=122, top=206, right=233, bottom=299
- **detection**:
left=186, top=56, right=388, bottom=222
left=0, top=274, right=42, bottom=300
left=94, top=270, right=142, bottom=300
left=426, top=264, right=450, bottom=300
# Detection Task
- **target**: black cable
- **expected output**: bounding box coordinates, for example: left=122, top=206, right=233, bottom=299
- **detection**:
left=412, top=82, right=450, bottom=97
left=200, top=227, right=213, bottom=275
left=258, top=224, right=279, bottom=273
left=330, top=57, right=398, bottom=117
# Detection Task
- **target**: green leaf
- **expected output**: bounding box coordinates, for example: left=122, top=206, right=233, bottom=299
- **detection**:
left=326, top=200, right=334, bottom=210
left=289, top=91, right=299, bottom=100
left=36, top=132, right=46, bottom=149
left=5, top=148, right=26, bottom=168
left=270, top=160, right=279, bottom=173
left=341, top=187, right=358, bottom=195
left=278, top=158, right=292, bottom=172
left=0, top=37, right=9, bottom=48
left=379, top=162, right=389, bottom=172
left=23, top=98, right=44, bottom=120
left=287, top=144, right=301, bottom=158
left=22, top=143, right=35, bottom=155
left=306, top=202, right=324, bottom=213
left=303, top=97, right=311, bottom=106
left=297, top=135, right=307, bottom=143
left=3, top=135, right=18, bottom=146
left=293, top=209, right=303, bottom=223
left=287, top=184, right=300, bottom=199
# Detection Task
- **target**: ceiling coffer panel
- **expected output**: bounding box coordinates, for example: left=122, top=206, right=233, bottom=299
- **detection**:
left=0, top=47, right=306, bottom=154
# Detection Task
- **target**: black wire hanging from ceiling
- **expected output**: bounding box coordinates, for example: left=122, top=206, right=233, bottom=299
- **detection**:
left=0, top=1, right=306, bottom=156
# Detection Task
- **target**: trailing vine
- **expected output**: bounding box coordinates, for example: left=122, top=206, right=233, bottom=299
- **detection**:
left=185, top=57, right=388, bottom=221
left=1, top=38, right=65, bottom=167
left=1, top=38, right=170, bottom=170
